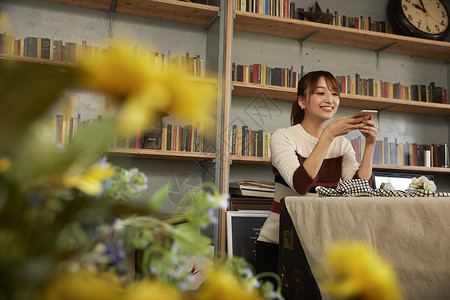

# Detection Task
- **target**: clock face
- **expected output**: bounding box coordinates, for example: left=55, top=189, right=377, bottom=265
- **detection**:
left=400, top=0, right=449, bottom=35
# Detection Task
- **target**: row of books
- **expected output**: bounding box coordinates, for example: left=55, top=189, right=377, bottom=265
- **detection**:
left=51, top=114, right=205, bottom=153
left=228, top=125, right=272, bottom=158
left=232, top=63, right=301, bottom=88
left=337, top=74, right=448, bottom=103
left=51, top=114, right=103, bottom=145
left=234, top=0, right=392, bottom=33
left=112, top=124, right=205, bottom=153
left=0, top=33, right=206, bottom=77
left=351, top=136, right=449, bottom=167
left=230, top=65, right=448, bottom=103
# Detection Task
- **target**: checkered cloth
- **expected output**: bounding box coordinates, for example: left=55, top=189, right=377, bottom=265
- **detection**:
left=316, top=179, right=450, bottom=197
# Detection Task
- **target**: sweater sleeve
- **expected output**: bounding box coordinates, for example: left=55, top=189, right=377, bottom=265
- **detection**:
left=270, top=129, right=314, bottom=194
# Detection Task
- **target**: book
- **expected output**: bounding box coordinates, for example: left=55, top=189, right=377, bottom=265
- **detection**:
left=229, top=188, right=274, bottom=198
left=26, top=37, right=37, bottom=58
left=41, top=38, right=50, bottom=59
left=229, top=180, right=275, bottom=190
left=229, top=181, right=275, bottom=198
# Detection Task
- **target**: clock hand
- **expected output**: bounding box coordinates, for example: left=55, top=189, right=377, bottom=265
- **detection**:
left=412, top=3, right=425, bottom=11
left=419, top=0, right=427, bottom=12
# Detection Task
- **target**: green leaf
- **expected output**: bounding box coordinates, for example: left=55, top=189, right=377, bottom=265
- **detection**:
left=147, top=182, right=171, bottom=213
left=10, top=120, right=116, bottom=186
left=171, top=223, right=211, bottom=254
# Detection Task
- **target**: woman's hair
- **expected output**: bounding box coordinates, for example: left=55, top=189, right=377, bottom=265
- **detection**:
left=290, top=70, right=340, bottom=125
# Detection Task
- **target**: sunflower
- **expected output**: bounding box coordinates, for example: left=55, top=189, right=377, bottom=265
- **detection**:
left=196, top=267, right=264, bottom=300
left=325, top=241, right=403, bottom=300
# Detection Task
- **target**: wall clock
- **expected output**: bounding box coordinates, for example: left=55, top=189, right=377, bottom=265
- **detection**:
left=388, top=0, right=449, bottom=40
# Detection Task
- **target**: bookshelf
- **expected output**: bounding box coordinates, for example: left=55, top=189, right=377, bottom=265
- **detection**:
left=225, top=3, right=450, bottom=251
left=232, top=81, right=450, bottom=116
left=233, top=10, right=450, bottom=60
left=44, top=0, right=220, bottom=26
left=230, top=155, right=450, bottom=174
left=115, top=0, right=219, bottom=26
left=43, top=0, right=112, bottom=11
left=0, top=54, right=76, bottom=67
left=0, top=54, right=217, bottom=85
left=108, top=148, right=216, bottom=160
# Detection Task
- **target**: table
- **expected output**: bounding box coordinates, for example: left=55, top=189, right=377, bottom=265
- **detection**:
left=279, top=196, right=450, bottom=300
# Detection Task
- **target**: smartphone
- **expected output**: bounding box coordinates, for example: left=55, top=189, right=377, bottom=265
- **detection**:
left=351, top=110, right=377, bottom=118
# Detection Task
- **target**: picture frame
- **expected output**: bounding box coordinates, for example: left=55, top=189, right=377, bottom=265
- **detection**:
left=226, top=210, right=269, bottom=268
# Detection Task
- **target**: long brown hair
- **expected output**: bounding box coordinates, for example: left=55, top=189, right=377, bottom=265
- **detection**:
left=290, top=70, right=340, bottom=125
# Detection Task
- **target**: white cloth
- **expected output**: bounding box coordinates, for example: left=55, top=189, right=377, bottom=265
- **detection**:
left=284, top=196, right=450, bottom=300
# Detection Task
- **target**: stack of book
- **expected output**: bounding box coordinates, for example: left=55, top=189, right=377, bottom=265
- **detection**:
left=229, top=181, right=275, bottom=198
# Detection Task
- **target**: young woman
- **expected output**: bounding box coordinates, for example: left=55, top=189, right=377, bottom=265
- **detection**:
left=255, top=70, right=378, bottom=277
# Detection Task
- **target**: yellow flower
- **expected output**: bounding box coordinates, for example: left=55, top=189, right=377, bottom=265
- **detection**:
left=62, top=163, right=115, bottom=196
left=44, top=271, right=122, bottom=300
left=325, top=241, right=403, bottom=300
left=196, top=268, right=264, bottom=300
left=124, top=279, right=184, bottom=300
left=80, top=45, right=155, bottom=99
left=0, top=156, right=12, bottom=173
left=79, top=42, right=216, bottom=136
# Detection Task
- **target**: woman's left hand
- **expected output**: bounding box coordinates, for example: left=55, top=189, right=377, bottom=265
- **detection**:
left=359, top=117, right=378, bottom=144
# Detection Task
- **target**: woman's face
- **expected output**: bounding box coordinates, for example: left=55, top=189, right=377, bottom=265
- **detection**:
left=298, top=76, right=340, bottom=122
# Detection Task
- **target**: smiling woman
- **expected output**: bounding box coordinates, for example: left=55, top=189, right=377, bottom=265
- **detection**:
left=255, top=70, right=379, bottom=278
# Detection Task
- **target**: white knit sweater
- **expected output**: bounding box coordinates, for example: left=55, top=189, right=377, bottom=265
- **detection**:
left=258, top=124, right=359, bottom=244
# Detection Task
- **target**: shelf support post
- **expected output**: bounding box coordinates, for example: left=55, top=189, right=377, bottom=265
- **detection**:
left=375, top=42, right=396, bottom=71
left=205, top=12, right=220, bottom=31
left=298, top=31, right=319, bottom=62
left=374, top=104, right=399, bottom=130
left=108, top=0, right=118, bottom=38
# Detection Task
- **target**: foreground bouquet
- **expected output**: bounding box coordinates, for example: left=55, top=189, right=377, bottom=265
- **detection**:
left=0, top=34, right=282, bottom=300
left=324, top=241, right=403, bottom=300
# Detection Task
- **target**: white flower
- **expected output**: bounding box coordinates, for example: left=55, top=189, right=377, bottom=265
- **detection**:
left=418, top=176, right=429, bottom=184
left=423, top=180, right=437, bottom=192
left=409, top=182, right=421, bottom=189
left=380, top=182, right=395, bottom=190
left=411, top=177, right=422, bottom=186
left=409, top=176, right=437, bottom=192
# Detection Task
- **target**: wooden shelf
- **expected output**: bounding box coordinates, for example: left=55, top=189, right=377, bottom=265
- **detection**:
left=373, top=164, right=450, bottom=174
left=0, top=54, right=217, bottom=84
left=108, top=148, right=216, bottom=160
left=43, top=0, right=219, bottom=27
left=116, top=0, right=219, bottom=26
left=230, top=154, right=450, bottom=174
left=44, top=0, right=112, bottom=11
left=233, top=81, right=294, bottom=101
left=232, top=81, right=450, bottom=116
left=233, top=11, right=450, bottom=60
left=0, top=54, right=77, bottom=68
left=230, top=155, right=270, bottom=164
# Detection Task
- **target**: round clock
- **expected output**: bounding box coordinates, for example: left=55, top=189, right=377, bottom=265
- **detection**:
left=388, top=0, right=450, bottom=41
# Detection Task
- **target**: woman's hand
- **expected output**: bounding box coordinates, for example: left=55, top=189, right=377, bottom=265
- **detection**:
left=358, top=116, right=378, bottom=144
left=323, top=116, right=366, bottom=139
